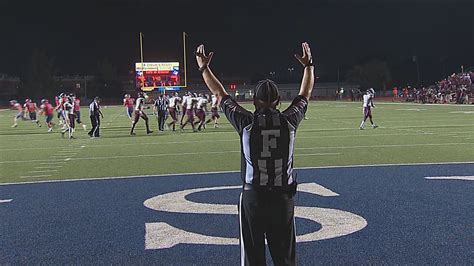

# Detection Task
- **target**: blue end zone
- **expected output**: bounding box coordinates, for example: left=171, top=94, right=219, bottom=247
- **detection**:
left=0, top=163, right=473, bottom=264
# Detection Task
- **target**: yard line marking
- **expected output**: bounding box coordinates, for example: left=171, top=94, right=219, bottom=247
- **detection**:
left=295, top=142, right=474, bottom=150
left=0, top=199, right=13, bottom=203
left=394, top=108, right=427, bottom=111
left=297, top=153, right=341, bottom=156
left=19, top=175, right=52, bottom=178
left=1, top=142, right=474, bottom=164
left=2, top=122, right=472, bottom=140
left=375, top=102, right=474, bottom=107
left=0, top=132, right=445, bottom=152
left=27, top=170, right=59, bottom=173
left=54, top=142, right=474, bottom=160
left=424, top=176, right=474, bottom=181
left=449, top=111, right=474, bottom=114
left=1, top=161, right=473, bottom=186
left=34, top=165, right=63, bottom=169
left=39, top=162, right=66, bottom=165
left=174, top=124, right=474, bottom=134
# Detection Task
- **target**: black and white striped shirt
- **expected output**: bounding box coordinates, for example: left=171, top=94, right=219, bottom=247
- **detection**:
left=154, top=97, right=169, bottom=112
left=89, top=101, right=100, bottom=117
left=221, top=95, right=308, bottom=188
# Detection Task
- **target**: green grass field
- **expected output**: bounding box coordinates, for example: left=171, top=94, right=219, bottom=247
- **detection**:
left=1, top=101, right=473, bottom=184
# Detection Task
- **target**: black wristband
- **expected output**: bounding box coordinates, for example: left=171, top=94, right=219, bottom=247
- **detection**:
left=198, top=65, right=209, bottom=72
left=304, top=59, right=314, bottom=67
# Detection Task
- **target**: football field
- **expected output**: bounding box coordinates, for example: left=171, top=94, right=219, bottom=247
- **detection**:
left=0, top=101, right=473, bottom=183
left=1, top=101, right=473, bottom=264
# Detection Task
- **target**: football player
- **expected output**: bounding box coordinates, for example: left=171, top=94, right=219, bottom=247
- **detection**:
left=39, top=99, right=55, bottom=132
left=206, top=94, right=220, bottom=128
left=71, top=94, right=87, bottom=131
left=123, top=94, right=135, bottom=121
left=194, top=93, right=209, bottom=131
left=62, top=96, right=76, bottom=139
left=167, top=92, right=181, bottom=131
left=130, top=92, right=153, bottom=135
left=180, top=92, right=190, bottom=126
left=55, top=93, right=68, bottom=129
left=9, top=100, right=26, bottom=127
left=359, top=88, right=378, bottom=130
left=23, top=98, right=41, bottom=127
left=180, top=92, right=197, bottom=132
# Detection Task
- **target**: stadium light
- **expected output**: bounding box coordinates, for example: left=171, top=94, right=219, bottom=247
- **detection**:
left=288, top=68, right=294, bottom=78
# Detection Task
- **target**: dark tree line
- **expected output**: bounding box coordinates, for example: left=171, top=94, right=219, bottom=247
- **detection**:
left=345, top=59, right=392, bottom=90
left=18, top=51, right=122, bottom=100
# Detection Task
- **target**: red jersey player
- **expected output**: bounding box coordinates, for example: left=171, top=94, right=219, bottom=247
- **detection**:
left=40, top=99, right=55, bottom=132
left=123, top=94, right=135, bottom=120
left=71, top=94, right=87, bottom=130
left=24, top=99, right=41, bottom=127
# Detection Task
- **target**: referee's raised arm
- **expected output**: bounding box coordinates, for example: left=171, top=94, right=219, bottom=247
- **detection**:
left=294, top=42, right=315, bottom=100
left=195, top=44, right=229, bottom=103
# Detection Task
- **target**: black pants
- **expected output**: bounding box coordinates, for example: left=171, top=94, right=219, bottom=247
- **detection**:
left=157, top=110, right=166, bottom=131
left=239, top=190, right=296, bottom=266
left=88, top=115, right=100, bottom=137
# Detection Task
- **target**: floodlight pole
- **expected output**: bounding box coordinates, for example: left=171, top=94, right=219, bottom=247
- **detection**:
left=139, top=32, right=145, bottom=91
left=140, top=32, right=144, bottom=64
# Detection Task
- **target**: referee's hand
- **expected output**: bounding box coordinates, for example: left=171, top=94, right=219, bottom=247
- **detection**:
left=294, top=42, right=312, bottom=67
left=196, top=44, right=214, bottom=69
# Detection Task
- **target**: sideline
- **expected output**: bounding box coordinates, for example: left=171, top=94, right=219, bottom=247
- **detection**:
left=1, top=161, right=473, bottom=186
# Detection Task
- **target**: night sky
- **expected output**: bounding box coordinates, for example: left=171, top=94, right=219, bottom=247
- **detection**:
left=1, top=0, right=473, bottom=84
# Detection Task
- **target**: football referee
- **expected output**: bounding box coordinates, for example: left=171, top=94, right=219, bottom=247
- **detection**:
left=88, top=96, right=103, bottom=138
left=153, top=93, right=169, bottom=131
left=196, top=42, right=314, bottom=265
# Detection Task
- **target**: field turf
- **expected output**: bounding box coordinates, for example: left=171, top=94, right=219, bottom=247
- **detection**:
left=1, top=101, right=473, bottom=184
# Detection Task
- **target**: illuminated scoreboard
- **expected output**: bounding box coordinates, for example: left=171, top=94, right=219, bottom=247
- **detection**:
left=135, top=62, right=180, bottom=91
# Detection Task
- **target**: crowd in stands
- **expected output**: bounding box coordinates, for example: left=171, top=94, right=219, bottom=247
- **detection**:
left=394, top=70, right=473, bottom=104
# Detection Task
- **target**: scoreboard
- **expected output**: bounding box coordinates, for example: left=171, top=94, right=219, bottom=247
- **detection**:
left=135, top=62, right=180, bottom=91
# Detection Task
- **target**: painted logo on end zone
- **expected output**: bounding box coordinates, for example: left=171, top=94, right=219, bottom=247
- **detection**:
left=143, top=183, right=368, bottom=249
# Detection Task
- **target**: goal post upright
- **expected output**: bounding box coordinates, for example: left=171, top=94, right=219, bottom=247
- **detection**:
left=136, top=32, right=188, bottom=92
left=183, top=31, right=188, bottom=89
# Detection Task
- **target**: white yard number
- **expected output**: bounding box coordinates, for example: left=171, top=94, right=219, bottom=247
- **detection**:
left=144, top=183, right=367, bottom=250
left=261, top=129, right=280, bottom=157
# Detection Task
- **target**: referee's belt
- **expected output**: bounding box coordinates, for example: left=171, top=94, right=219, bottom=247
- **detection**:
left=243, top=183, right=297, bottom=195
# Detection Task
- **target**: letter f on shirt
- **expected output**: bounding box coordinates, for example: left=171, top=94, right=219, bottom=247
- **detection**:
left=261, top=129, right=280, bottom=157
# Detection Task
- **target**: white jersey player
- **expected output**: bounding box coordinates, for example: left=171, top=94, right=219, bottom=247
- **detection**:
left=61, top=97, right=76, bottom=138
left=195, top=94, right=209, bottom=131
left=359, top=88, right=378, bottom=129
left=206, top=94, right=220, bottom=128
left=167, top=93, right=181, bottom=131
left=130, top=92, right=153, bottom=135
left=180, top=93, right=190, bottom=125
left=180, top=92, right=197, bottom=131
